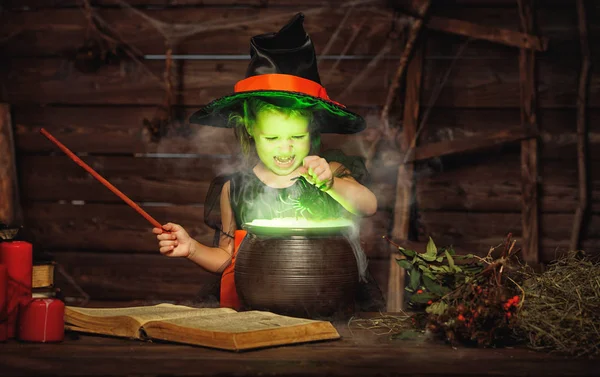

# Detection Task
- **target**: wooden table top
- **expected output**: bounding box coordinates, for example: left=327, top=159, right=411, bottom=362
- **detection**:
left=1, top=319, right=598, bottom=377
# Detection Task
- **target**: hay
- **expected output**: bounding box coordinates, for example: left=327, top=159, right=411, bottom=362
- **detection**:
left=516, top=251, right=600, bottom=357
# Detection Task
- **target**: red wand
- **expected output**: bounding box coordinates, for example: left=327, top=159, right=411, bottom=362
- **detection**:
left=39, top=128, right=165, bottom=231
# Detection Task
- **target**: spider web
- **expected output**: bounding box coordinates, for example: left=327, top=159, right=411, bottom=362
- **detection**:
left=114, top=0, right=381, bottom=47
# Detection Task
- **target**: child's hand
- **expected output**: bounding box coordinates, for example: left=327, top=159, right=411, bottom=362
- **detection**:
left=299, top=155, right=334, bottom=191
left=153, top=222, right=194, bottom=258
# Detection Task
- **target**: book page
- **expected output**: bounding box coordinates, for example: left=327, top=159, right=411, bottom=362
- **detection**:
left=152, top=310, right=321, bottom=333
left=65, top=304, right=237, bottom=338
left=67, top=304, right=236, bottom=326
left=143, top=310, right=340, bottom=351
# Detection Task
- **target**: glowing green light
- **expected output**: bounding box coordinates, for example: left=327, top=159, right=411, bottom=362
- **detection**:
left=243, top=217, right=355, bottom=237
left=246, top=218, right=353, bottom=228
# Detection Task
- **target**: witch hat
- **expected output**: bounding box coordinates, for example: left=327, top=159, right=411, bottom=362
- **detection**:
left=189, top=13, right=366, bottom=134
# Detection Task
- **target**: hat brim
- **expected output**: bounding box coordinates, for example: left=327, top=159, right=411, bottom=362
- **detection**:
left=189, top=90, right=366, bottom=134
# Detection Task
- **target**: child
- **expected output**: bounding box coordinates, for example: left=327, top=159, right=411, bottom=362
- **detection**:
left=153, top=13, right=380, bottom=309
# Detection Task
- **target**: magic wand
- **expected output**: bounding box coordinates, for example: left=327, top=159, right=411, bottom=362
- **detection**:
left=39, top=128, right=166, bottom=231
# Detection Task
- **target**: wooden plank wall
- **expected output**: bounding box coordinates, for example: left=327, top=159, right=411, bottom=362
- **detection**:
left=1, top=0, right=599, bottom=303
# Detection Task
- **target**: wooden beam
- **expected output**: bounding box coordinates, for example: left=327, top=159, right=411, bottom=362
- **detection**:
left=426, top=15, right=548, bottom=52
left=387, top=40, right=425, bottom=312
left=405, top=126, right=535, bottom=163
left=570, top=0, right=592, bottom=251
left=380, top=0, right=430, bottom=134
left=0, top=104, right=20, bottom=226
left=518, top=0, right=540, bottom=264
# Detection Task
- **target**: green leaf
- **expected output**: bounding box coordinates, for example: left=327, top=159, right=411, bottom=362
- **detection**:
left=420, top=253, right=437, bottom=262
left=436, top=256, right=444, bottom=262
left=429, top=265, right=445, bottom=272
left=408, top=268, right=421, bottom=291
left=422, top=270, right=436, bottom=281
left=426, top=301, right=448, bottom=315
left=422, top=276, right=448, bottom=296
left=396, top=259, right=413, bottom=270
left=399, top=247, right=416, bottom=258
left=423, top=237, right=438, bottom=261
left=445, top=250, right=455, bottom=269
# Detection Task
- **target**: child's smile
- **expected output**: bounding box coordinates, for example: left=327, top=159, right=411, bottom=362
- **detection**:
left=252, top=110, right=311, bottom=176
left=274, top=155, right=295, bottom=167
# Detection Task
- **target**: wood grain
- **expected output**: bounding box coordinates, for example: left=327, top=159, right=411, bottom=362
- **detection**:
left=22, top=202, right=391, bottom=258
left=2, top=56, right=598, bottom=108
left=417, top=211, right=600, bottom=261
left=2, top=6, right=597, bottom=57
left=0, top=104, right=20, bottom=225
left=53, top=250, right=220, bottom=301
left=518, top=0, right=539, bottom=264
left=0, top=6, right=400, bottom=57
left=12, top=106, right=600, bottom=156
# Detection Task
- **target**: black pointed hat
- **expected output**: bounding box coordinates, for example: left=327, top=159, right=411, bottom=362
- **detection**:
left=189, top=13, right=366, bottom=134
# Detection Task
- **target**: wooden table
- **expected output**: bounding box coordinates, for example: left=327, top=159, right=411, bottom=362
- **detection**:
left=1, top=319, right=598, bottom=376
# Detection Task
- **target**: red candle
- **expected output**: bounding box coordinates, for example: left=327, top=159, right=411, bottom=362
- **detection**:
left=0, top=264, right=7, bottom=341
left=0, top=241, right=33, bottom=338
left=18, top=298, right=65, bottom=342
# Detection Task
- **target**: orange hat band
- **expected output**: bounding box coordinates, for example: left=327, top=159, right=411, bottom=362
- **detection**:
left=234, top=74, right=345, bottom=108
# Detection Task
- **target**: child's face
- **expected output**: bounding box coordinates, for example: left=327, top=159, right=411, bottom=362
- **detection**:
left=251, top=110, right=311, bottom=176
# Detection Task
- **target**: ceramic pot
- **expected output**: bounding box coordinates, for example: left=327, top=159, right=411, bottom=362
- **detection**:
left=234, top=224, right=358, bottom=318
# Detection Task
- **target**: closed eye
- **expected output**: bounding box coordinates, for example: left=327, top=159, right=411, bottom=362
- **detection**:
left=292, top=135, right=307, bottom=140
left=264, top=137, right=278, bottom=141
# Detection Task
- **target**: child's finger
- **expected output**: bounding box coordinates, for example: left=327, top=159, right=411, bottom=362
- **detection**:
left=159, top=239, right=178, bottom=247
left=311, top=165, right=326, bottom=176
left=159, top=245, right=175, bottom=254
left=152, top=227, right=162, bottom=234
left=303, top=155, right=320, bottom=164
left=156, top=232, right=175, bottom=241
left=164, top=222, right=182, bottom=232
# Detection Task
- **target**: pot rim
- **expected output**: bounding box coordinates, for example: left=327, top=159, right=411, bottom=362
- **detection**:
left=242, top=223, right=353, bottom=237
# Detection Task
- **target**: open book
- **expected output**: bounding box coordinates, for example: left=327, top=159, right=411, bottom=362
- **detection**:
left=64, top=304, right=340, bottom=351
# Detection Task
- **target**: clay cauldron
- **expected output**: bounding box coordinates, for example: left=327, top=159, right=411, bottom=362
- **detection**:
left=234, top=221, right=358, bottom=318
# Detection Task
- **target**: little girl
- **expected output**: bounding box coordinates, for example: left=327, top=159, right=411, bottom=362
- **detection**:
left=154, top=13, right=380, bottom=309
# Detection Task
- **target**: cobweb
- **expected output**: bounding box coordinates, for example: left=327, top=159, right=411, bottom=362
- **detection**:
left=114, top=0, right=383, bottom=47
